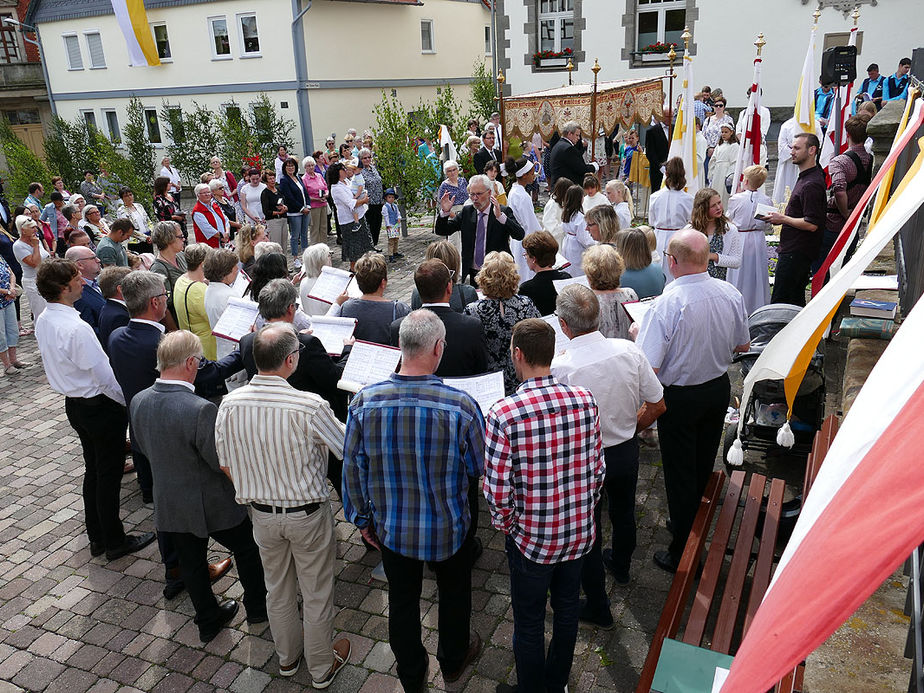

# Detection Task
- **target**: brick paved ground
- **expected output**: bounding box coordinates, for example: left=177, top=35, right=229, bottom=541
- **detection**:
left=0, top=213, right=679, bottom=693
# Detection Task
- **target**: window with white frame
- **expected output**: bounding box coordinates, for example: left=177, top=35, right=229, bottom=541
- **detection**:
left=538, top=0, right=574, bottom=53
left=84, top=31, right=106, bottom=69
left=236, top=13, right=260, bottom=57
left=103, top=110, right=120, bottom=143
left=208, top=16, right=231, bottom=59
left=0, top=13, right=22, bottom=63
left=636, top=0, right=686, bottom=52
left=144, top=108, right=162, bottom=144
left=80, top=110, right=97, bottom=130
left=63, top=34, right=83, bottom=70
left=152, top=23, right=171, bottom=61
left=484, top=25, right=492, bottom=55
left=420, top=19, right=434, bottom=53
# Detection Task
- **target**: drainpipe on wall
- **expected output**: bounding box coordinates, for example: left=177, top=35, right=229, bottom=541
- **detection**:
left=292, top=0, right=313, bottom=153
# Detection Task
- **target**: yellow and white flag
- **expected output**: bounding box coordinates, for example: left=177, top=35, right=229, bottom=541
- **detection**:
left=667, top=45, right=698, bottom=194
left=110, top=0, right=161, bottom=67
left=793, top=26, right=817, bottom=134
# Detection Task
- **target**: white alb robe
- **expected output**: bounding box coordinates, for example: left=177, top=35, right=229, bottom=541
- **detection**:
left=648, top=188, right=693, bottom=282
left=725, top=188, right=773, bottom=315
left=507, top=182, right=542, bottom=282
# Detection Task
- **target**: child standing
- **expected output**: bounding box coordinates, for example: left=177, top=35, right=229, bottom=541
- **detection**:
left=383, top=188, right=403, bottom=262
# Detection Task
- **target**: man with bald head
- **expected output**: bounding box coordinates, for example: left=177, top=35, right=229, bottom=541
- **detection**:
left=636, top=229, right=750, bottom=573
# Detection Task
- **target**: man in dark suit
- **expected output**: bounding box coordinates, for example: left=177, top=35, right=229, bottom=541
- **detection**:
left=548, top=120, right=598, bottom=187
left=238, top=279, right=347, bottom=492
left=390, top=259, right=489, bottom=561
left=131, top=330, right=267, bottom=643
left=97, top=266, right=131, bottom=352
left=472, top=129, right=499, bottom=174
left=435, top=174, right=525, bottom=285
left=645, top=109, right=672, bottom=191
left=65, top=245, right=106, bottom=334
left=109, top=270, right=239, bottom=598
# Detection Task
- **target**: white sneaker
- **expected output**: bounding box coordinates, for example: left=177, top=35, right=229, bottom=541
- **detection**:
left=294, top=258, right=303, bottom=269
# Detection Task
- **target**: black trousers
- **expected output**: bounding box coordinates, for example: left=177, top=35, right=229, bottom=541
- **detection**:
left=366, top=203, right=384, bottom=246
left=771, top=251, right=813, bottom=307
left=581, top=438, right=640, bottom=610
left=166, top=517, right=267, bottom=631
left=381, top=536, right=473, bottom=692
left=64, top=395, right=127, bottom=549
left=658, top=373, right=730, bottom=561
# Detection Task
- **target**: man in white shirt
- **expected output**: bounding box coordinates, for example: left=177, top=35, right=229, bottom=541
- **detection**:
left=636, top=230, right=750, bottom=573
left=552, top=284, right=665, bottom=626
left=216, top=323, right=351, bottom=685
left=34, top=258, right=155, bottom=561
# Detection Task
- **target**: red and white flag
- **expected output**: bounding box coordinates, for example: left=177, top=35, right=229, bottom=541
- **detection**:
left=721, top=120, right=924, bottom=692
left=730, top=56, right=763, bottom=194
left=819, top=21, right=859, bottom=169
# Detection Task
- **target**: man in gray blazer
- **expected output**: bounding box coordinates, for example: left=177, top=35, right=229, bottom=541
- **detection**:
left=130, top=330, right=267, bottom=643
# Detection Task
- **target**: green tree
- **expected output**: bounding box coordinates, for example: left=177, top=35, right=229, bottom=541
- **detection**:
left=92, top=130, right=153, bottom=215
left=0, top=117, right=52, bottom=203
left=470, top=59, right=497, bottom=123
left=123, top=97, right=156, bottom=188
left=249, top=93, right=295, bottom=163
left=44, top=116, right=95, bottom=189
left=216, top=100, right=255, bottom=174
left=161, top=101, right=221, bottom=183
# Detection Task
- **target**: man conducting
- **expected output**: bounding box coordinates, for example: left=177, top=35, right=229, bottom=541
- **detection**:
left=548, top=120, right=598, bottom=187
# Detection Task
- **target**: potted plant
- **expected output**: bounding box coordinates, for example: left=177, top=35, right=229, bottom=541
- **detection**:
left=639, top=42, right=677, bottom=62
left=533, top=47, right=573, bottom=68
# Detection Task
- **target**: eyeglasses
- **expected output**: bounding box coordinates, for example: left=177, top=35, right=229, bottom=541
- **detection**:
left=715, top=103, right=726, bottom=108
left=193, top=355, right=207, bottom=369
left=174, top=234, right=185, bottom=240
left=288, top=343, right=306, bottom=359
left=448, top=269, right=456, bottom=280
left=664, top=252, right=676, bottom=262
left=154, top=291, right=170, bottom=300
left=586, top=221, right=598, bottom=228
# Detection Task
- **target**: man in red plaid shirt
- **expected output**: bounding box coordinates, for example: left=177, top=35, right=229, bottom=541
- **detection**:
left=484, top=318, right=604, bottom=693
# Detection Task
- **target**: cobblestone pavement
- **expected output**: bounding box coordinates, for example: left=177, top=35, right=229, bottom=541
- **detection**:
left=0, top=216, right=679, bottom=693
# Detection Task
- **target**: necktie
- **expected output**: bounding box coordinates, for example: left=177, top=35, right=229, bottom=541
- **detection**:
left=474, top=211, right=487, bottom=269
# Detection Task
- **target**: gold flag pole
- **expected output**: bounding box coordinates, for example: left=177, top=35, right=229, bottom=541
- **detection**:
left=590, top=59, right=601, bottom=160
left=496, top=70, right=507, bottom=158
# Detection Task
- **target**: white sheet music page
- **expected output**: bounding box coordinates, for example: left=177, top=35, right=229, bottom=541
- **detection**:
left=308, top=316, right=357, bottom=356
left=552, top=275, right=590, bottom=294
left=622, top=296, right=657, bottom=324
left=541, top=314, right=570, bottom=354
left=444, top=371, right=505, bottom=415
left=308, top=266, right=354, bottom=304
left=211, top=297, right=259, bottom=342
left=231, top=269, right=251, bottom=297
left=337, top=340, right=402, bottom=393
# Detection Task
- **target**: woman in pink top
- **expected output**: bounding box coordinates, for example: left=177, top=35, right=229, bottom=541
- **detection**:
left=301, top=155, right=329, bottom=246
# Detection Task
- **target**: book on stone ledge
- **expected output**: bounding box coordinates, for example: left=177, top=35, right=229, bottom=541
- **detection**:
left=838, top=316, right=898, bottom=340
left=849, top=298, right=897, bottom=319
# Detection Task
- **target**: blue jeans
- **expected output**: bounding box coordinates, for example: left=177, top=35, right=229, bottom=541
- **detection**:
left=0, top=303, right=17, bottom=352
left=506, top=535, right=583, bottom=693
left=287, top=214, right=309, bottom=257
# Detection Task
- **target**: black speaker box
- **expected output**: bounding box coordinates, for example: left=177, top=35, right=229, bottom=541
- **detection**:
left=821, top=45, right=858, bottom=85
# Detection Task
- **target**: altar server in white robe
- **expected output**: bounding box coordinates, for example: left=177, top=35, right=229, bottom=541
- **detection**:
left=505, top=155, right=544, bottom=282
left=648, top=157, right=693, bottom=283
left=707, top=124, right=740, bottom=208
left=772, top=116, right=823, bottom=205
left=726, top=165, right=773, bottom=315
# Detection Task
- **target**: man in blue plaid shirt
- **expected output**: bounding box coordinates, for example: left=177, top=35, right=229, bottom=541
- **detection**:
left=342, top=309, right=485, bottom=691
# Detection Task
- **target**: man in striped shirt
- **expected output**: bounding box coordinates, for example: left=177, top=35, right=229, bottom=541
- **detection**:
left=343, top=309, right=485, bottom=691
left=485, top=318, right=604, bottom=693
left=216, top=324, right=351, bottom=688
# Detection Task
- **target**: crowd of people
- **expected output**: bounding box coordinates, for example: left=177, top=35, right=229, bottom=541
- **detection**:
left=0, top=75, right=895, bottom=690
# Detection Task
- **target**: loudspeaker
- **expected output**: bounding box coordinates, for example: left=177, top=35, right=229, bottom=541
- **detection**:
left=820, top=45, right=858, bottom=86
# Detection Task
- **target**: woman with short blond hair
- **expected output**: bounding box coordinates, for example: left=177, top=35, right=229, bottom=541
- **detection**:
left=582, top=244, right=638, bottom=340
left=464, top=251, right=541, bottom=393
left=614, top=227, right=664, bottom=299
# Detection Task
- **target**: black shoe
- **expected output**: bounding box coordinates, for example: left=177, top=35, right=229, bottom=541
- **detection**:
left=666, top=518, right=673, bottom=533
left=199, top=600, right=239, bottom=642
left=105, top=532, right=156, bottom=561
left=246, top=610, right=268, bottom=625
left=163, top=580, right=185, bottom=600
left=142, top=492, right=154, bottom=504
left=602, top=549, right=631, bottom=585
left=470, top=536, right=483, bottom=565
left=578, top=598, right=614, bottom=630
left=89, top=541, right=105, bottom=557
left=443, top=632, right=482, bottom=683
left=653, top=549, right=679, bottom=574
left=394, top=252, right=405, bottom=258
left=496, top=684, right=518, bottom=693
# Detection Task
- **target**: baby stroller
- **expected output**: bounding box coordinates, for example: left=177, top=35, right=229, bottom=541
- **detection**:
left=722, top=303, right=826, bottom=466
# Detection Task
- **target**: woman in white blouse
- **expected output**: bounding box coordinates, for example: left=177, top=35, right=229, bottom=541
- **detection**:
left=327, top=161, right=371, bottom=272
left=559, top=184, right=596, bottom=277
left=203, top=248, right=240, bottom=360
left=706, top=125, right=740, bottom=207
left=685, top=187, right=741, bottom=282
left=116, top=187, right=152, bottom=251
left=726, top=165, right=773, bottom=315
left=298, top=242, right=334, bottom=317
left=239, top=168, right=266, bottom=226
left=649, top=157, right=694, bottom=283
left=504, top=155, right=543, bottom=282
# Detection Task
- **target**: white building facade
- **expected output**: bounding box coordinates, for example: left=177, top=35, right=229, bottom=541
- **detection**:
left=27, top=0, right=494, bottom=156
left=495, top=0, right=921, bottom=114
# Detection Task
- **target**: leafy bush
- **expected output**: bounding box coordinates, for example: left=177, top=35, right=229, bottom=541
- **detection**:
left=470, top=60, right=497, bottom=122
left=123, top=97, right=156, bottom=188
left=0, top=117, right=52, bottom=203
left=161, top=101, right=221, bottom=183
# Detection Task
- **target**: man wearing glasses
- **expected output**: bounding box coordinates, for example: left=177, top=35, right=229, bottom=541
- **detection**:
left=64, top=245, right=106, bottom=335
left=217, top=323, right=351, bottom=685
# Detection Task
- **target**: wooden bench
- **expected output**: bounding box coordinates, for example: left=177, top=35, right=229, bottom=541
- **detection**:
left=637, top=414, right=841, bottom=693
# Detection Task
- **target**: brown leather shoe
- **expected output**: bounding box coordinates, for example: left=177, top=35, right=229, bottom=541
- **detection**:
left=443, top=632, right=482, bottom=683
left=209, top=557, right=233, bottom=582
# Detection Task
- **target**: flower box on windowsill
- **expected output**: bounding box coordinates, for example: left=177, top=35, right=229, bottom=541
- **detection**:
left=538, top=57, right=568, bottom=68
left=641, top=52, right=669, bottom=62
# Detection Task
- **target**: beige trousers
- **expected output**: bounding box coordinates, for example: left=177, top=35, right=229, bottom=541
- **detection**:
left=249, top=502, right=336, bottom=680
left=265, top=217, right=288, bottom=249
left=309, top=206, right=328, bottom=246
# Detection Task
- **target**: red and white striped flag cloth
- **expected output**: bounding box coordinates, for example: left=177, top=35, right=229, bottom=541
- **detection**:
left=721, top=122, right=924, bottom=692
left=730, top=56, right=763, bottom=194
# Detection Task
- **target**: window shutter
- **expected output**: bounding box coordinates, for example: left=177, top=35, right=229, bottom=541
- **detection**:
left=86, top=32, right=105, bottom=68
left=64, top=35, right=83, bottom=69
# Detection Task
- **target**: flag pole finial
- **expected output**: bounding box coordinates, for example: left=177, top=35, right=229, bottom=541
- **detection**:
left=812, top=7, right=821, bottom=26
left=852, top=7, right=860, bottom=25
left=681, top=27, right=691, bottom=53
left=755, top=33, right=766, bottom=57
